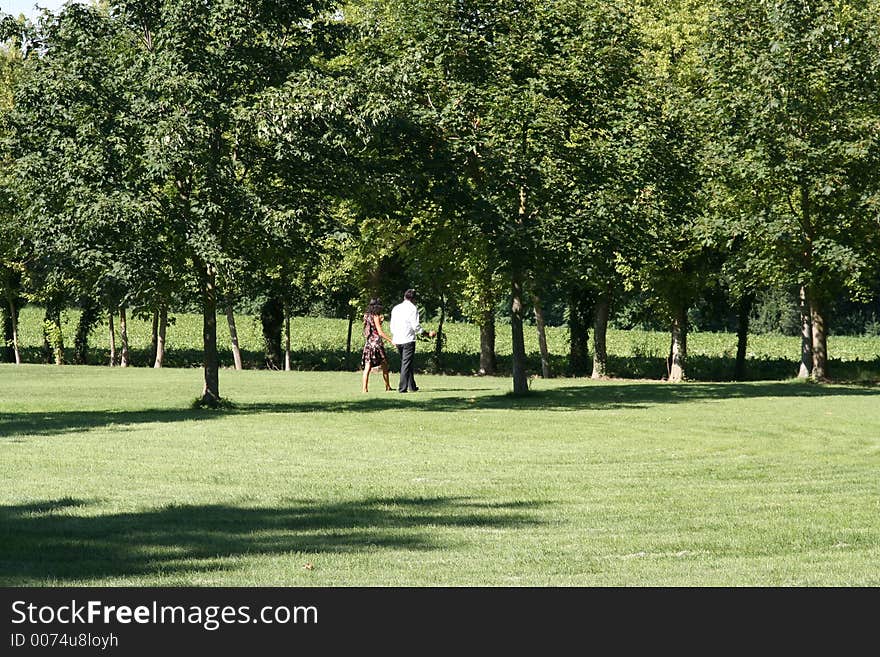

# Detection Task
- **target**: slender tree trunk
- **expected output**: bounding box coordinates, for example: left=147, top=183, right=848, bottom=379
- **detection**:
left=41, top=310, right=50, bottom=364
left=668, top=306, right=687, bottom=383
left=260, top=296, right=283, bottom=370
left=6, top=296, right=21, bottom=365
left=532, top=293, right=551, bottom=379
left=2, top=305, right=12, bottom=363
left=432, top=293, right=446, bottom=372
left=345, top=308, right=355, bottom=370
left=108, top=308, right=117, bottom=366
left=511, top=275, right=528, bottom=394
left=797, top=285, right=813, bottom=379
left=150, top=309, right=159, bottom=365
left=568, top=292, right=589, bottom=376
left=284, top=305, right=292, bottom=372
left=734, top=293, right=754, bottom=381
left=11, top=300, right=20, bottom=365
left=226, top=300, right=243, bottom=371
left=74, top=299, right=99, bottom=365
left=200, top=264, right=220, bottom=406
left=43, top=305, right=64, bottom=366
left=809, top=292, right=828, bottom=381
left=591, top=293, right=610, bottom=380
left=479, top=313, right=497, bottom=376
left=154, top=305, right=167, bottom=369
left=119, top=307, right=130, bottom=368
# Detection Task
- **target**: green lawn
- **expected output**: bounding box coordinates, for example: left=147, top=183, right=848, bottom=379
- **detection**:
left=2, top=365, right=879, bottom=585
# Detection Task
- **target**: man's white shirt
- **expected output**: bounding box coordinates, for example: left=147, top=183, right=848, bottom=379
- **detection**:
left=390, top=299, right=423, bottom=345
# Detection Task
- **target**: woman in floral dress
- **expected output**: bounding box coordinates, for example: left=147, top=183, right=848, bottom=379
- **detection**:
left=362, top=298, right=393, bottom=392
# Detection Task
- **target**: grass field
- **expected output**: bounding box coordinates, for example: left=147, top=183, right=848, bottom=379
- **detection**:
left=2, top=365, right=879, bottom=586
left=12, top=306, right=880, bottom=381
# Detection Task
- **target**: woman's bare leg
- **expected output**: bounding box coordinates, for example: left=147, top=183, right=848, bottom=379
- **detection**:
left=382, top=360, right=391, bottom=390
left=362, top=362, right=371, bottom=392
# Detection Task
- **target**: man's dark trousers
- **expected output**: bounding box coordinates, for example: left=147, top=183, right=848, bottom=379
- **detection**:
left=396, top=341, right=417, bottom=392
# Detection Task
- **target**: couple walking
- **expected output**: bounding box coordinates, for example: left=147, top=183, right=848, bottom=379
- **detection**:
left=361, top=289, right=436, bottom=393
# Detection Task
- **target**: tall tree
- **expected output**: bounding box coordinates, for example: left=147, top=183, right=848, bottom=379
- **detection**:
left=617, top=0, right=713, bottom=383
left=701, top=0, right=880, bottom=381
left=112, top=0, right=339, bottom=403
left=351, top=0, right=642, bottom=393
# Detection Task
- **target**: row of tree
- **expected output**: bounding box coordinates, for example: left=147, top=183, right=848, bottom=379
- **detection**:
left=2, top=0, right=879, bottom=403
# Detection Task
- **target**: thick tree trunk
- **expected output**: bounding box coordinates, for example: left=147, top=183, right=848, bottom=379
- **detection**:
left=108, top=308, right=117, bottom=367
left=591, top=293, right=610, bottom=380
left=74, top=299, right=100, bottom=365
left=668, top=306, right=687, bottom=383
left=345, top=308, right=355, bottom=370
left=568, top=292, right=589, bottom=376
left=226, top=300, right=243, bottom=371
left=511, top=275, right=528, bottom=394
left=797, top=285, right=813, bottom=379
left=284, top=306, right=292, bottom=372
left=479, top=313, right=497, bottom=376
left=734, top=293, right=754, bottom=381
left=200, top=265, right=220, bottom=406
left=154, top=306, right=167, bottom=369
left=532, top=293, right=551, bottom=379
left=260, top=296, right=284, bottom=370
left=809, top=293, right=828, bottom=381
left=119, top=307, right=130, bottom=368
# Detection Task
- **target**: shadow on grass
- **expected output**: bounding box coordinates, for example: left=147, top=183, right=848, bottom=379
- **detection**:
left=2, top=381, right=878, bottom=439
left=0, top=496, right=546, bottom=584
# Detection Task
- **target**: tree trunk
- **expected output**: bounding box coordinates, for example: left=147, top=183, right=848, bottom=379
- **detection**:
left=568, top=292, right=589, bottom=376
left=119, top=307, right=130, bottom=368
left=150, top=309, right=159, bottom=365
left=591, top=293, right=610, bottom=380
left=226, top=300, right=243, bottom=371
left=154, top=305, right=167, bottom=369
left=284, top=305, right=292, bottom=372
left=200, top=264, right=220, bottom=406
left=260, top=296, right=283, bottom=370
left=734, top=293, right=754, bottom=381
left=668, top=306, right=687, bottom=383
left=74, top=299, right=99, bottom=365
left=479, top=313, right=496, bottom=376
left=5, top=296, right=21, bottom=365
left=432, top=292, right=446, bottom=373
left=532, top=293, right=551, bottom=379
left=345, top=308, right=355, bottom=370
left=511, top=275, right=528, bottom=394
left=2, top=304, right=12, bottom=363
left=43, top=305, right=64, bottom=366
left=799, top=184, right=816, bottom=380
left=108, top=307, right=117, bottom=367
left=809, top=293, right=828, bottom=381
left=797, top=285, right=813, bottom=379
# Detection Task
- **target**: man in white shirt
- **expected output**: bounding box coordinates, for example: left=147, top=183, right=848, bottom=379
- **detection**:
left=389, top=289, right=436, bottom=393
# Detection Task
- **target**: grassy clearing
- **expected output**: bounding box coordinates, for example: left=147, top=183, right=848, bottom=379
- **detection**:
left=2, top=365, right=879, bottom=586
left=13, top=306, right=880, bottom=381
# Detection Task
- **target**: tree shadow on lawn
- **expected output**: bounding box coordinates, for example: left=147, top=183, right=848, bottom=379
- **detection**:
left=0, top=496, right=547, bottom=585
left=2, top=381, right=878, bottom=439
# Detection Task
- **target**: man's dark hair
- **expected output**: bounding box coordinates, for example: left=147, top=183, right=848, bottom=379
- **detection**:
left=404, top=289, right=416, bottom=301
